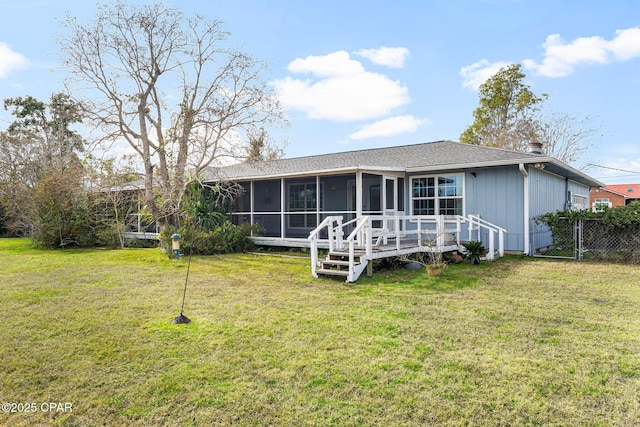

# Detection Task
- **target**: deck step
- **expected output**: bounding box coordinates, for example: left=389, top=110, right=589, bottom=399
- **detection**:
left=322, top=259, right=351, bottom=267
left=316, top=268, right=350, bottom=277
left=317, top=249, right=369, bottom=280
left=328, top=250, right=365, bottom=257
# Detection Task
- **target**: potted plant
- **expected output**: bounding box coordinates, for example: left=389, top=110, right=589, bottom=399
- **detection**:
left=399, top=251, right=446, bottom=276
left=423, top=243, right=448, bottom=276
left=462, top=240, right=487, bottom=265
left=399, top=235, right=447, bottom=276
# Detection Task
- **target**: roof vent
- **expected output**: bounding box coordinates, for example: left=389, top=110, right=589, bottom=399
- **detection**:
left=527, top=141, right=543, bottom=155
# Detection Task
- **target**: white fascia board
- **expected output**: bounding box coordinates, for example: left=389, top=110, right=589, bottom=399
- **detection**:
left=405, top=158, right=542, bottom=173
left=406, top=157, right=603, bottom=188
left=543, top=159, right=605, bottom=188
left=217, top=165, right=406, bottom=181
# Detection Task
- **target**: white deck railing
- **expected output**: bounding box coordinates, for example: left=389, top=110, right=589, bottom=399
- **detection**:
left=466, top=214, right=506, bottom=260
left=309, top=214, right=507, bottom=281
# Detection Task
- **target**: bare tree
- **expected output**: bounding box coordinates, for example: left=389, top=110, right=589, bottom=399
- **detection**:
left=58, top=2, right=286, bottom=229
left=538, top=112, right=598, bottom=165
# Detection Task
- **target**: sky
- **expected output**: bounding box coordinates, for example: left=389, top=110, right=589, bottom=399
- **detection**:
left=1, top=0, right=640, bottom=184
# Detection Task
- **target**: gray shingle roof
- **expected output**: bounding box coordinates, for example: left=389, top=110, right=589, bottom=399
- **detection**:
left=205, top=140, right=602, bottom=187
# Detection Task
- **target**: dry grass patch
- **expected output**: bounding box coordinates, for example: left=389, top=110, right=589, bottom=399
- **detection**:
left=1, top=238, right=639, bottom=426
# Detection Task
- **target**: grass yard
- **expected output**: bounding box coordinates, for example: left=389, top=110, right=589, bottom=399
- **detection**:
left=1, top=238, right=640, bottom=426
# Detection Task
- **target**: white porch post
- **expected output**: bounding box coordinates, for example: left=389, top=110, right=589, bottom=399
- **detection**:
left=280, top=178, right=285, bottom=239
left=356, top=170, right=363, bottom=218
left=250, top=181, right=254, bottom=230
left=436, top=215, right=445, bottom=247
left=316, top=175, right=320, bottom=227
left=488, top=229, right=495, bottom=260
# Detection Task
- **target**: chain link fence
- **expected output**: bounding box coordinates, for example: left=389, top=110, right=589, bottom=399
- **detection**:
left=532, top=217, right=640, bottom=263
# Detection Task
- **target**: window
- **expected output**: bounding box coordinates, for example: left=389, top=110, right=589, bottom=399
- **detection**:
left=411, top=174, right=463, bottom=216
left=288, top=182, right=322, bottom=228
left=572, top=194, right=588, bottom=210
left=593, top=197, right=611, bottom=212
left=397, top=178, right=405, bottom=211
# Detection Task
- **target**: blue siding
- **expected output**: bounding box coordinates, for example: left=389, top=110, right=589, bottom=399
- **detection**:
left=528, top=167, right=592, bottom=251
left=529, top=167, right=568, bottom=217
left=463, top=166, right=525, bottom=251
left=406, top=166, right=525, bottom=251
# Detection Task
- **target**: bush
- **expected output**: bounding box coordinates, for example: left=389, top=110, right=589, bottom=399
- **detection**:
left=535, top=203, right=640, bottom=263
left=31, top=169, right=96, bottom=249
left=160, top=221, right=260, bottom=256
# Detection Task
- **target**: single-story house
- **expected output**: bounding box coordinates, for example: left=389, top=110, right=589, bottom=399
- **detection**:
left=205, top=140, right=602, bottom=280
left=590, top=184, right=640, bottom=211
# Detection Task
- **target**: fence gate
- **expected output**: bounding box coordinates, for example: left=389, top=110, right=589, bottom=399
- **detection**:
left=533, top=217, right=640, bottom=263
left=532, top=217, right=582, bottom=260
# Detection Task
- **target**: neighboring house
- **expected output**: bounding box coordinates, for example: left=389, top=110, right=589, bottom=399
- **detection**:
left=205, top=140, right=602, bottom=272
left=590, top=184, right=640, bottom=211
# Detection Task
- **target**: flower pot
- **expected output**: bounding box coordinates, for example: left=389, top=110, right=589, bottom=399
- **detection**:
left=426, top=264, right=445, bottom=276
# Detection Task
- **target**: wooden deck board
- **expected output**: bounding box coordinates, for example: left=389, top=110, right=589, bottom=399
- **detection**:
left=351, top=238, right=461, bottom=260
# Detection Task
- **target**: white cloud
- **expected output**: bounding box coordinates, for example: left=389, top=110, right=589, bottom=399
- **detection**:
left=349, top=115, right=428, bottom=140
left=287, top=50, right=364, bottom=78
left=524, top=26, right=640, bottom=77
left=272, top=51, right=410, bottom=122
left=354, top=46, right=410, bottom=68
left=0, top=42, right=29, bottom=78
left=459, top=59, right=512, bottom=90
left=609, top=27, right=640, bottom=60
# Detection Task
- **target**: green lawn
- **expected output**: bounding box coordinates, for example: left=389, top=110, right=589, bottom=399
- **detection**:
left=1, top=238, right=640, bottom=426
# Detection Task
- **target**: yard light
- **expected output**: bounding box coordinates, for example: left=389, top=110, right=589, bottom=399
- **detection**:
left=171, top=233, right=181, bottom=258
left=171, top=227, right=192, bottom=325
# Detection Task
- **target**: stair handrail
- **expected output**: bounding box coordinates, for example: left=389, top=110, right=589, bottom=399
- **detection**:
left=466, top=214, right=506, bottom=260
left=344, top=216, right=372, bottom=282
left=308, top=215, right=343, bottom=278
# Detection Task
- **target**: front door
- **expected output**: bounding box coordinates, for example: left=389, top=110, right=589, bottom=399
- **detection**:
left=383, top=176, right=397, bottom=233
left=383, top=176, right=397, bottom=216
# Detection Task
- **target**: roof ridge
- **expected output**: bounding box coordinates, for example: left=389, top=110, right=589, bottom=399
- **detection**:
left=255, top=139, right=449, bottom=164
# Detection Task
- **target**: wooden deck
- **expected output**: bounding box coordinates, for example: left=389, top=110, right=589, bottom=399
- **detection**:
left=366, top=238, right=460, bottom=258
left=309, top=214, right=505, bottom=282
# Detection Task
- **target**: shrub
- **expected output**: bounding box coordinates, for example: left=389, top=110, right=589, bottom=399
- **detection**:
left=160, top=221, right=260, bottom=256
left=31, top=168, right=96, bottom=249
left=535, top=203, right=640, bottom=262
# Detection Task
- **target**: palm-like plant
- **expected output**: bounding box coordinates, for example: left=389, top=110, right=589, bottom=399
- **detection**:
left=462, top=240, right=487, bottom=265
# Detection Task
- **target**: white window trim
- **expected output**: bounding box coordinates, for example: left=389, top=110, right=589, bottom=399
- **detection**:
left=572, top=193, right=589, bottom=211
left=409, top=173, right=465, bottom=216
left=287, top=182, right=323, bottom=229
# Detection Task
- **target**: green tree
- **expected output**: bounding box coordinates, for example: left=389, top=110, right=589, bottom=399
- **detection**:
left=4, top=93, right=84, bottom=174
left=58, top=1, right=286, bottom=232
left=0, top=93, right=85, bottom=236
left=461, top=64, right=597, bottom=165
left=460, top=64, right=547, bottom=152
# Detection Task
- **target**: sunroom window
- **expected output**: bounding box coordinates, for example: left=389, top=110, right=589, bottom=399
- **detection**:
left=288, top=182, right=322, bottom=228
left=411, top=175, right=463, bottom=216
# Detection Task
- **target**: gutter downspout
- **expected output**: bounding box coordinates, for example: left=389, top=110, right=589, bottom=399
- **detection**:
left=564, top=177, right=570, bottom=211
left=519, top=163, right=530, bottom=255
